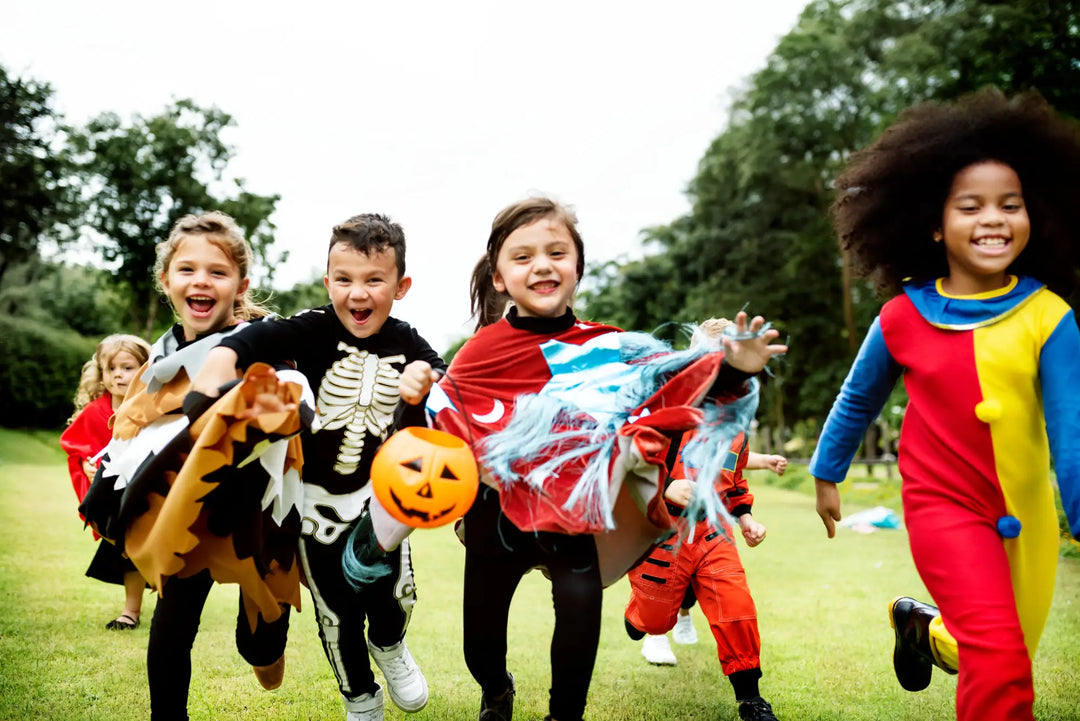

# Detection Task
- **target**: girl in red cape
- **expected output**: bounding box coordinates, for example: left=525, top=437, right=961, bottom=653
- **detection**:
left=60, top=333, right=150, bottom=629
left=427, top=196, right=786, bottom=721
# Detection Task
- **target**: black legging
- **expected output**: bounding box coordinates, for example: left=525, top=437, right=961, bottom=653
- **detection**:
left=147, top=570, right=290, bottom=721
left=462, top=487, right=602, bottom=721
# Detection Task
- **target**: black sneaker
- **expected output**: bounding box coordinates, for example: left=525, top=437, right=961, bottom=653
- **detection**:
left=623, top=617, right=645, bottom=641
left=738, top=696, right=778, bottom=721
left=889, top=596, right=938, bottom=692
left=478, top=672, right=515, bottom=721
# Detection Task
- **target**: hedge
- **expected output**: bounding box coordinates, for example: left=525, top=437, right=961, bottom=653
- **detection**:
left=0, top=316, right=98, bottom=429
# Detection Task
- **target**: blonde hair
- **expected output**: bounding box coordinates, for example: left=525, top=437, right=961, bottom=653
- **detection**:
left=69, top=334, right=151, bottom=423
left=153, top=211, right=270, bottom=321
left=690, top=317, right=734, bottom=351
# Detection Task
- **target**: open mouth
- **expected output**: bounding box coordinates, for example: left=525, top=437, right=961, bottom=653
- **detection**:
left=350, top=308, right=373, bottom=323
left=187, top=296, right=216, bottom=315
left=530, top=281, right=559, bottom=294
left=973, top=236, right=1010, bottom=248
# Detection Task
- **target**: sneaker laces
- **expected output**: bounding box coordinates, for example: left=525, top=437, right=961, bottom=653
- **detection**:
left=379, top=644, right=418, bottom=685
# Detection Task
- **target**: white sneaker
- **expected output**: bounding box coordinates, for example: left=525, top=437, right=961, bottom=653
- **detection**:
left=367, top=639, right=429, bottom=712
left=345, top=685, right=384, bottom=721
left=672, top=613, right=698, bottom=645
left=641, top=634, right=677, bottom=665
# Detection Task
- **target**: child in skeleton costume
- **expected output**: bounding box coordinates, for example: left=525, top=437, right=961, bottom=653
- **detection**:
left=79, top=212, right=311, bottom=721
left=810, top=91, right=1080, bottom=721
left=194, top=213, right=444, bottom=721
left=424, top=197, right=787, bottom=721
left=60, top=333, right=151, bottom=630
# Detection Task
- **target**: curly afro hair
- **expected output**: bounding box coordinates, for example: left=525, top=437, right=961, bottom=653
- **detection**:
left=833, top=88, right=1080, bottom=298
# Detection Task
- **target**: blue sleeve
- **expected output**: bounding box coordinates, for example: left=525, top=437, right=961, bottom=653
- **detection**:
left=809, top=317, right=901, bottom=483
left=1039, top=308, right=1080, bottom=539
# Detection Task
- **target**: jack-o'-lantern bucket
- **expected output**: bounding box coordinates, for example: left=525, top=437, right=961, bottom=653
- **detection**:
left=371, top=427, right=479, bottom=529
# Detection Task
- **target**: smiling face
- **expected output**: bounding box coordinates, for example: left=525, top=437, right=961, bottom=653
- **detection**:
left=940, top=160, right=1031, bottom=295
left=323, top=244, right=411, bottom=338
left=492, top=217, right=580, bottom=319
left=161, top=234, right=249, bottom=340
left=102, top=349, right=142, bottom=405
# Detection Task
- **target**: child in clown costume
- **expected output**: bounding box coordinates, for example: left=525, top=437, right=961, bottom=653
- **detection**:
left=810, top=90, right=1080, bottom=721
left=425, top=196, right=787, bottom=721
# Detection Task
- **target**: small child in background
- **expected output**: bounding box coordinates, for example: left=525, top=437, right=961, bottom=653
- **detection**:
left=626, top=318, right=785, bottom=721
left=60, top=333, right=151, bottom=630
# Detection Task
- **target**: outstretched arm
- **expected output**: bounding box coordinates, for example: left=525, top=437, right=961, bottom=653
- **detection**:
left=190, top=346, right=241, bottom=397
left=721, top=311, right=788, bottom=374
left=746, top=451, right=787, bottom=475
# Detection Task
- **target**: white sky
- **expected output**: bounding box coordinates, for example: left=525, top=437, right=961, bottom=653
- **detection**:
left=3, top=0, right=807, bottom=352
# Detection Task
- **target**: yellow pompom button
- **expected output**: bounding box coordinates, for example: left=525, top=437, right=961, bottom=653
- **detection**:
left=975, top=399, right=1002, bottom=423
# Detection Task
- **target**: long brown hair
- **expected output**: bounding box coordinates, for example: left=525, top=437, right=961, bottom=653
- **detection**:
left=470, top=196, right=585, bottom=329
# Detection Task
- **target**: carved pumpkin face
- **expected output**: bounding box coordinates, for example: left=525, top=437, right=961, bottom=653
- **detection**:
left=371, top=427, right=479, bottom=529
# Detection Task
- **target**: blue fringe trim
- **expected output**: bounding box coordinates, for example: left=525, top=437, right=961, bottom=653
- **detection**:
left=678, top=378, right=760, bottom=536
left=480, top=330, right=762, bottom=533
left=341, top=513, right=392, bottom=589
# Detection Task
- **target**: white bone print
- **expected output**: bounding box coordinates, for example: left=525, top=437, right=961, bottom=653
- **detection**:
left=317, top=342, right=406, bottom=475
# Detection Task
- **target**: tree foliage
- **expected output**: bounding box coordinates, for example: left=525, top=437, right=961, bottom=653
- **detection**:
left=0, top=66, right=81, bottom=285
left=70, top=99, right=283, bottom=335
left=580, top=0, right=1080, bottom=433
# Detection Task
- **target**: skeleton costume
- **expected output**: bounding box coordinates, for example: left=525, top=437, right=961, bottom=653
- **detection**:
left=218, top=305, right=446, bottom=702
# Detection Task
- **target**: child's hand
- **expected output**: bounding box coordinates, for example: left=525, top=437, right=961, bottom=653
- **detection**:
left=765, top=455, right=787, bottom=475
left=721, top=311, right=788, bottom=374
left=190, top=347, right=241, bottom=398
left=815, top=478, right=842, bottom=538
left=664, top=478, right=694, bottom=506
left=400, top=361, right=441, bottom=406
left=82, top=459, right=97, bottom=479
left=738, top=514, right=767, bottom=547
left=236, top=368, right=297, bottom=420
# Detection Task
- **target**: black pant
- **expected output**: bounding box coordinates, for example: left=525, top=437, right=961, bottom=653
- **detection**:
left=462, top=487, right=602, bottom=721
left=299, top=513, right=416, bottom=700
left=147, top=570, right=290, bottom=721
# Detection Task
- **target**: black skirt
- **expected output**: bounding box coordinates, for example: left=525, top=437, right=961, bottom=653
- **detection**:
left=85, top=540, right=139, bottom=586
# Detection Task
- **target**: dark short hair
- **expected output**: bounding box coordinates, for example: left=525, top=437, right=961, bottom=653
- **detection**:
left=329, top=213, right=407, bottom=278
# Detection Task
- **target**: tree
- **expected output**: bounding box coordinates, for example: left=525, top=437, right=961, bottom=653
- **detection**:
left=71, top=99, right=283, bottom=335
left=0, top=65, right=81, bottom=286
left=581, top=0, right=1080, bottom=432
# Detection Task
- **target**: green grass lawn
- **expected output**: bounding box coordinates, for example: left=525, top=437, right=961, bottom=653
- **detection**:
left=1, top=428, right=1077, bottom=720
